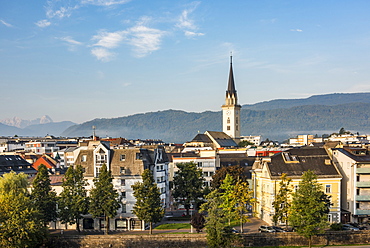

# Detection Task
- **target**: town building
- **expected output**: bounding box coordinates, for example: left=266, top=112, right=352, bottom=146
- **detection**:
left=71, top=141, right=169, bottom=231
left=251, top=147, right=342, bottom=225
left=331, top=147, right=370, bottom=223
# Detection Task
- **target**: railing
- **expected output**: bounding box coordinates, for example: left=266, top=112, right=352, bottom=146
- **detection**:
left=356, top=195, right=370, bottom=201
left=354, top=209, right=370, bottom=215
left=356, top=181, right=370, bottom=188
left=356, top=168, right=370, bottom=174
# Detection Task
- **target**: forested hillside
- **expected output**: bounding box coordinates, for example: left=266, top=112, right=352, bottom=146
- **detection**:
left=243, top=92, right=370, bottom=110
left=62, top=102, right=370, bottom=143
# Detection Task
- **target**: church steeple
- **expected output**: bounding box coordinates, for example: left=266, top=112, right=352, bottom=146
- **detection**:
left=225, top=55, right=238, bottom=106
left=222, top=54, right=241, bottom=139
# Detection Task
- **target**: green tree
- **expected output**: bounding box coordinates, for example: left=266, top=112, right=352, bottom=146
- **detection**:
left=233, top=180, right=253, bottom=233
left=89, top=164, right=120, bottom=235
left=238, top=140, right=254, bottom=147
left=289, top=170, right=331, bottom=248
left=0, top=172, right=47, bottom=248
left=31, top=164, right=57, bottom=226
left=272, top=173, right=292, bottom=229
left=211, top=165, right=247, bottom=190
left=173, top=162, right=204, bottom=216
left=58, top=165, right=89, bottom=232
left=219, top=174, right=237, bottom=225
left=131, top=169, right=164, bottom=234
left=190, top=212, right=206, bottom=233
left=200, top=190, right=237, bottom=248
left=219, top=174, right=253, bottom=233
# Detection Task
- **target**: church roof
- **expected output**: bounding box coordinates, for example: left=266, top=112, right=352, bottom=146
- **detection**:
left=226, top=56, right=237, bottom=97
left=206, top=131, right=238, bottom=147
left=191, top=134, right=212, bottom=143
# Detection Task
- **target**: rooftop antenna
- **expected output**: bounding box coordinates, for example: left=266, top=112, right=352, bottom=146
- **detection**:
left=92, top=126, right=96, bottom=140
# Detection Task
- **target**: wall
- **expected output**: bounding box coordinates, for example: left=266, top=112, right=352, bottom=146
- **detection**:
left=47, top=231, right=370, bottom=248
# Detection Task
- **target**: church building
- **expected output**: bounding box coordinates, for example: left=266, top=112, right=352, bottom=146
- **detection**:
left=222, top=56, right=241, bottom=141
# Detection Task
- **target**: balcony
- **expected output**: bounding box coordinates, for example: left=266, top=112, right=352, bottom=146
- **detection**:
left=356, top=168, right=370, bottom=174
left=354, top=209, right=370, bottom=215
left=356, top=181, right=370, bottom=188
left=356, top=195, right=370, bottom=201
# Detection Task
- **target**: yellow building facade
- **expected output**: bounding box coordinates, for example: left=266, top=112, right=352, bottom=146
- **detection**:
left=251, top=148, right=342, bottom=225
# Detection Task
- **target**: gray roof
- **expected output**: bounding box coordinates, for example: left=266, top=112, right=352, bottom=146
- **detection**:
left=191, top=134, right=212, bottom=143
left=335, top=148, right=370, bottom=163
left=206, top=131, right=238, bottom=147
left=268, top=148, right=341, bottom=179
left=0, top=155, right=36, bottom=175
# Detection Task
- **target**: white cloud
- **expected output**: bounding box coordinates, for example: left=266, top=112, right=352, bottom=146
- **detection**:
left=127, top=25, right=166, bottom=57
left=184, top=30, right=204, bottom=38
left=90, top=20, right=166, bottom=60
left=91, top=47, right=115, bottom=61
left=290, top=29, right=303, bottom=32
left=92, top=30, right=126, bottom=48
left=60, top=36, right=83, bottom=45
left=0, top=19, right=13, bottom=28
left=176, top=2, right=204, bottom=39
left=176, top=1, right=200, bottom=30
left=46, top=5, right=76, bottom=19
left=80, top=0, right=131, bottom=6
left=35, top=19, right=51, bottom=28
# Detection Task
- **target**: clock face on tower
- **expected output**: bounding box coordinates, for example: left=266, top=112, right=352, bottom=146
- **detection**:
left=226, top=110, right=231, bottom=116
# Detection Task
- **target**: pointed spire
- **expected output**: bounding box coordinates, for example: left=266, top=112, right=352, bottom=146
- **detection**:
left=227, top=54, right=236, bottom=94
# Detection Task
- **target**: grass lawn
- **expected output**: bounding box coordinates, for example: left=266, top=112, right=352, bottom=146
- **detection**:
left=154, top=223, right=191, bottom=230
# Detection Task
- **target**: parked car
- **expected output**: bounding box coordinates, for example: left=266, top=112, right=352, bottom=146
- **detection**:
left=258, top=225, right=276, bottom=233
left=342, top=224, right=360, bottom=231
left=272, top=226, right=287, bottom=232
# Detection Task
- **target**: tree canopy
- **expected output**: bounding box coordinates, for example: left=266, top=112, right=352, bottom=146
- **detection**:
left=89, top=164, right=120, bottom=234
left=211, top=165, right=247, bottom=190
left=272, top=173, right=292, bottom=228
left=0, top=172, right=47, bottom=248
left=131, top=169, right=164, bottom=234
left=289, top=170, right=331, bottom=248
left=172, top=162, right=204, bottom=216
left=58, top=164, right=89, bottom=232
left=31, top=164, right=57, bottom=226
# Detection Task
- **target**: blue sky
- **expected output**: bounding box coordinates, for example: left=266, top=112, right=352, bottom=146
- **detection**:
left=1, top=0, right=370, bottom=123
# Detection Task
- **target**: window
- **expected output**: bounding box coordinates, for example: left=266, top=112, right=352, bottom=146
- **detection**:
left=328, top=214, right=332, bottom=223
left=325, top=185, right=331, bottom=194
left=236, top=125, right=238, bottom=131
left=294, top=185, right=298, bottom=192
left=227, top=117, right=230, bottom=124
left=121, top=204, right=126, bottom=213
left=115, top=219, right=127, bottom=229
left=209, top=172, right=214, bottom=177
left=121, top=192, right=126, bottom=198
left=121, top=179, right=125, bottom=186
left=227, top=126, right=230, bottom=130
left=197, top=162, right=203, bottom=167
left=136, top=153, right=142, bottom=160
left=203, top=172, right=208, bottom=177
left=120, top=167, right=126, bottom=174
left=120, top=154, right=126, bottom=161
left=356, top=203, right=360, bottom=209
left=357, top=175, right=360, bottom=182
left=81, top=155, right=87, bottom=162
left=357, top=188, right=360, bottom=195
left=236, top=117, right=238, bottom=124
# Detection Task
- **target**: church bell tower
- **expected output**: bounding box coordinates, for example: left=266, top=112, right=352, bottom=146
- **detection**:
left=222, top=55, right=241, bottom=139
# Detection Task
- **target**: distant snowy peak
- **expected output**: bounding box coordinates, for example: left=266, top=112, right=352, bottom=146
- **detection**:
left=40, top=115, right=53, bottom=124
left=0, top=115, right=53, bottom=128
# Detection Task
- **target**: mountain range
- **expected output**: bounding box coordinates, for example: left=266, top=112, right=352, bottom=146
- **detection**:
left=0, top=115, right=75, bottom=137
left=61, top=92, right=370, bottom=143
left=1, top=93, right=370, bottom=143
